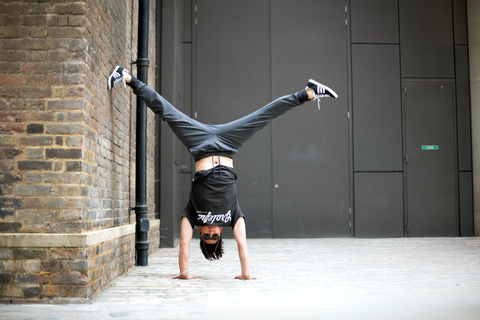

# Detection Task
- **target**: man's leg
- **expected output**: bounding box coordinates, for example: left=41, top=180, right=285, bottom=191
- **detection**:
left=110, top=67, right=211, bottom=150
left=109, top=66, right=338, bottom=153
left=212, top=92, right=310, bottom=149
left=214, top=79, right=337, bottom=149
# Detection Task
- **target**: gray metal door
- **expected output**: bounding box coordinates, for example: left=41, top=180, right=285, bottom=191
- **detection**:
left=195, top=0, right=350, bottom=238
left=270, top=0, right=350, bottom=237
left=195, top=0, right=273, bottom=238
left=403, top=80, right=458, bottom=237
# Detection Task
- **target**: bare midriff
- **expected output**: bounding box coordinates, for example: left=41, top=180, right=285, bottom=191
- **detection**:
left=195, top=155, right=233, bottom=172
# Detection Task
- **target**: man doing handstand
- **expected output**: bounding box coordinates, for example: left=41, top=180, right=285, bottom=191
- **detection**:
left=108, top=66, right=338, bottom=280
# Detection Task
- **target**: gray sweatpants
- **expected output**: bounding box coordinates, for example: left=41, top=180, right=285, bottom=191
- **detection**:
left=129, top=77, right=308, bottom=161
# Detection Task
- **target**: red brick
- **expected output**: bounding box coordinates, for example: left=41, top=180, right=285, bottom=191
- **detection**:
left=0, top=111, right=16, bottom=122
left=45, top=124, right=84, bottom=135
left=0, top=15, right=24, bottom=27
left=62, top=73, right=87, bottom=85
left=46, top=50, right=67, bottom=62
left=0, top=273, right=11, bottom=284
left=45, top=222, right=82, bottom=233
left=20, top=62, right=57, bottom=74
left=31, top=3, right=48, bottom=14
left=21, top=38, right=57, bottom=50
left=26, top=51, right=47, bottom=62
left=23, top=286, right=41, bottom=298
left=0, top=26, right=28, bottom=39
left=42, top=285, right=59, bottom=297
left=11, top=249, right=49, bottom=261
left=52, top=3, right=87, bottom=15
left=59, top=285, right=91, bottom=298
left=47, top=99, right=84, bottom=111
left=17, top=160, right=53, bottom=171
left=58, top=15, right=67, bottom=27
left=17, top=136, right=53, bottom=147
left=36, top=274, right=49, bottom=284
left=0, top=208, right=14, bottom=220
left=0, top=50, right=28, bottom=61
left=65, top=87, right=85, bottom=97
left=18, top=86, right=52, bottom=98
left=22, top=260, right=41, bottom=273
left=0, top=222, right=22, bottom=232
left=0, top=74, right=28, bottom=86
left=1, top=39, right=21, bottom=50
left=0, top=185, right=14, bottom=196
left=23, top=197, right=43, bottom=208
left=13, top=273, right=38, bottom=284
left=0, top=147, right=22, bottom=159
left=2, top=284, right=23, bottom=298
left=26, top=99, right=46, bottom=110
left=1, top=62, right=20, bottom=72
left=30, top=27, right=48, bottom=38
left=51, top=248, right=87, bottom=260
left=28, top=74, right=47, bottom=86
left=42, top=260, right=61, bottom=272
left=68, top=15, right=87, bottom=27
left=0, top=158, right=18, bottom=170
left=46, top=74, right=62, bottom=85
left=0, top=3, right=30, bottom=14
left=62, top=62, right=86, bottom=74
left=23, top=15, right=57, bottom=26
left=0, top=123, right=25, bottom=134
left=49, top=27, right=86, bottom=39
left=17, top=111, right=54, bottom=122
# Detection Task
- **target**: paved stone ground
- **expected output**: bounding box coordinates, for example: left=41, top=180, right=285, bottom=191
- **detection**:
left=2, top=237, right=480, bottom=319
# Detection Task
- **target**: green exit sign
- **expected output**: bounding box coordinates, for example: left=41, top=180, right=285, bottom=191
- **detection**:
left=422, top=145, right=439, bottom=150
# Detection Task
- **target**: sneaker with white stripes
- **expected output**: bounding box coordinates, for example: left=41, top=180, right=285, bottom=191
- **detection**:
left=305, top=79, right=338, bottom=110
left=108, top=66, right=127, bottom=90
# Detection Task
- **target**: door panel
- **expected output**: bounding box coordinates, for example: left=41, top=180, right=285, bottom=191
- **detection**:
left=271, top=0, right=350, bottom=237
left=354, top=172, right=404, bottom=237
left=404, top=80, right=457, bottom=237
left=352, top=44, right=402, bottom=171
left=351, top=0, right=399, bottom=44
left=459, top=172, right=474, bottom=236
left=455, top=45, right=472, bottom=171
left=195, top=0, right=350, bottom=238
left=399, top=0, right=454, bottom=77
left=195, top=0, right=272, bottom=237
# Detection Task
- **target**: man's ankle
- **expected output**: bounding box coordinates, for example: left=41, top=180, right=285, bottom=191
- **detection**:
left=124, top=71, right=132, bottom=84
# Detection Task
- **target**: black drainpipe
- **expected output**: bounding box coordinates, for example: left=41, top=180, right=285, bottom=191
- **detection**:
left=133, top=0, right=150, bottom=266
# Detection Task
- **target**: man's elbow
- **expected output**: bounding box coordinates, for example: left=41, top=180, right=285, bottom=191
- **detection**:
left=180, top=240, right=190, bottom=249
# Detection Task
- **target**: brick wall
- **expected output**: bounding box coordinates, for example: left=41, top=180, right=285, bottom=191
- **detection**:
left=0, top=231, right=135, bottom=303
left=0, top=0, right=157, bottom=232
left=0, top=0, right=159, bottom=303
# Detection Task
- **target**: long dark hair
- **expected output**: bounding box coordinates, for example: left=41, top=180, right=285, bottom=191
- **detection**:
left=200, top=238, right=224, bottom=261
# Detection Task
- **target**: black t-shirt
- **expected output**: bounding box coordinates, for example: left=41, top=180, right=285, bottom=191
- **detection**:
left=182, top=165, right=244, bottom=229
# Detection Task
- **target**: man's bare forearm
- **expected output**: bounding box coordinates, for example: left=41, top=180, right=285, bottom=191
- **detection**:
left=233, top=218, right=256, bottom=280
left=174, top=217, right=195, bottom=280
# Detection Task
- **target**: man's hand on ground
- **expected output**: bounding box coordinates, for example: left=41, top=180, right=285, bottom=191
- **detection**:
left=235, top=274, right=257, bottom=280
left=173, top=273, right=196, bottom=280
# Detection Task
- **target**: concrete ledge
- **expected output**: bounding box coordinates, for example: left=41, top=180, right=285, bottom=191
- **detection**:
left=0, top=220, right=160, bottom=248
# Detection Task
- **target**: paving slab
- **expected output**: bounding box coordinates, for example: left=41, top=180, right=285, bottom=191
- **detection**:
left=1, top=237, right=480, bottom=319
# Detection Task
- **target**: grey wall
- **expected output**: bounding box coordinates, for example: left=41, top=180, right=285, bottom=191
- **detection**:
left=159, top=0, right=193, bottom=247
left=157, top=0, right=474, bottom=244
left=468, top=0, right=480, bottom=236
left=351, top=0, right=472, bottom=237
